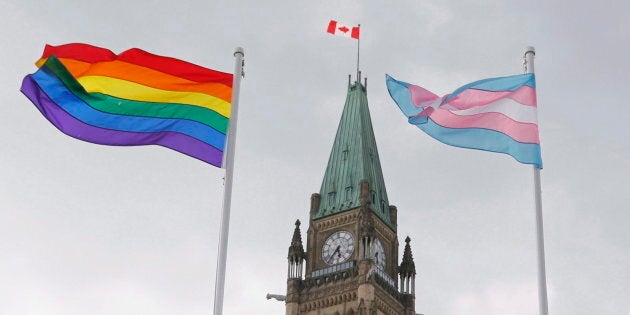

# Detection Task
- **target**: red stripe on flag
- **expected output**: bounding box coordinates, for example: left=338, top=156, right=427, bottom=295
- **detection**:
left=38, top=43, right=232, bottom=86
left=351, top=27, right=360, bottom=39
left=41, top=43, right=116, bottom=63
left=327, top=20, right=337, bottom=34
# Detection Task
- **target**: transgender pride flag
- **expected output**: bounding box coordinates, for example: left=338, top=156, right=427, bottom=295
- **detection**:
left=386, top=73, right=542, bottom=168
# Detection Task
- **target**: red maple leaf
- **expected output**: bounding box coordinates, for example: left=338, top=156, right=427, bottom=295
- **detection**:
left=337, top=26, right=350, bottom=33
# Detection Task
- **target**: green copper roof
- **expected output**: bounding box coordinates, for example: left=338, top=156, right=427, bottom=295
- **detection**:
left=315, top=80, right=392, bottom=227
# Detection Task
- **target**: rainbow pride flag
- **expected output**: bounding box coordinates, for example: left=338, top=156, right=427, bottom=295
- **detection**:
left=21, top=43, right=233, bottom=167
left=386, top=73, right=542, bottom=168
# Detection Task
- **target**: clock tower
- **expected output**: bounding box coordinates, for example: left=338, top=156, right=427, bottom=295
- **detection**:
left=285, top=76, right=417, bottom=315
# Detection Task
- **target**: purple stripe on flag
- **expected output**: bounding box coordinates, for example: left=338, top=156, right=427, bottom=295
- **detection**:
left=21, top=75, right=223, bottom=167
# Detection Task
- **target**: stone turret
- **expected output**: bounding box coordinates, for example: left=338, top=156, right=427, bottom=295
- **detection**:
left=399, top=236, right=416, bottom=295
left=287, top=220, right=306, bottom=279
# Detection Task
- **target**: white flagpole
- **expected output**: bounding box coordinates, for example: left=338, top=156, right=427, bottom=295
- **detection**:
left=524, top=46, right=549, bottom=315
left=356, top=23, right=361, bottom=82
left=213, top=47, right=244, bottom=315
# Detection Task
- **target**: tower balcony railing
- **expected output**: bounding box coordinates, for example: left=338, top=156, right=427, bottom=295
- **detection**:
left=366, top=265, right=415, bottom=307
left=311, top=261, right=355, bottom=278
left=366, top=265, right=396, bottom=289
left=303, top=261, right=358, bottom=288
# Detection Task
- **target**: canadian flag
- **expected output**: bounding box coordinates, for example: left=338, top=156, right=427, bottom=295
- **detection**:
left=327, top=20, right=360, bottom=39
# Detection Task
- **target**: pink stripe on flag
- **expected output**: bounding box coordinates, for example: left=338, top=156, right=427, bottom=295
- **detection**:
left=408, top=84, right=440, bottom=107
left=443, top=85, right=537, bottom=110
left=429, top=109, right=540, bottom=144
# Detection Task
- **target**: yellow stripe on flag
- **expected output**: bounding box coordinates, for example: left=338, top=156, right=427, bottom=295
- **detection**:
left=77, top=76, right=231, bottom=118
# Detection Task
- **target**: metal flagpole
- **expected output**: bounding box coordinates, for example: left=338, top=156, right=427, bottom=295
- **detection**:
left=213, top=47, right=244, bottom=315
left=356, top=23, right=360, bottom=82
left=524, top=46, right=549, bottom=315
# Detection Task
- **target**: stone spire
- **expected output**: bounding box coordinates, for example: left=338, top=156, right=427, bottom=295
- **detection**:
left=399, top=236, right=416, bottom=295
left=287, top=220, right=305, bottom=279
left=314, top=78, right=392, bottom=227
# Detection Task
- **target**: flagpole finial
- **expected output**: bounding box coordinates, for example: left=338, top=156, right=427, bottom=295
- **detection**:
left=524, top=46, right=536, bottom=74
left=525, top=46, right=535, bottom=56
left=234, top=47, right=245, bottom=78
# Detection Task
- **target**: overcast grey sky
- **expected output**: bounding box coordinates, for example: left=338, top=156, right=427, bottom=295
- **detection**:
left=1, top=0, right=629, bottom=314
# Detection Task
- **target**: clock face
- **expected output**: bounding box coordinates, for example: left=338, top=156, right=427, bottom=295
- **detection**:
left=373, top=238, right=386, bottom=269
left=322, top=230, right=355, bottom=265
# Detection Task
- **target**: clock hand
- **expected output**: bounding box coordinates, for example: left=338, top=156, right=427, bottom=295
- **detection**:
left=328, top=245, right=341, bottom=263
